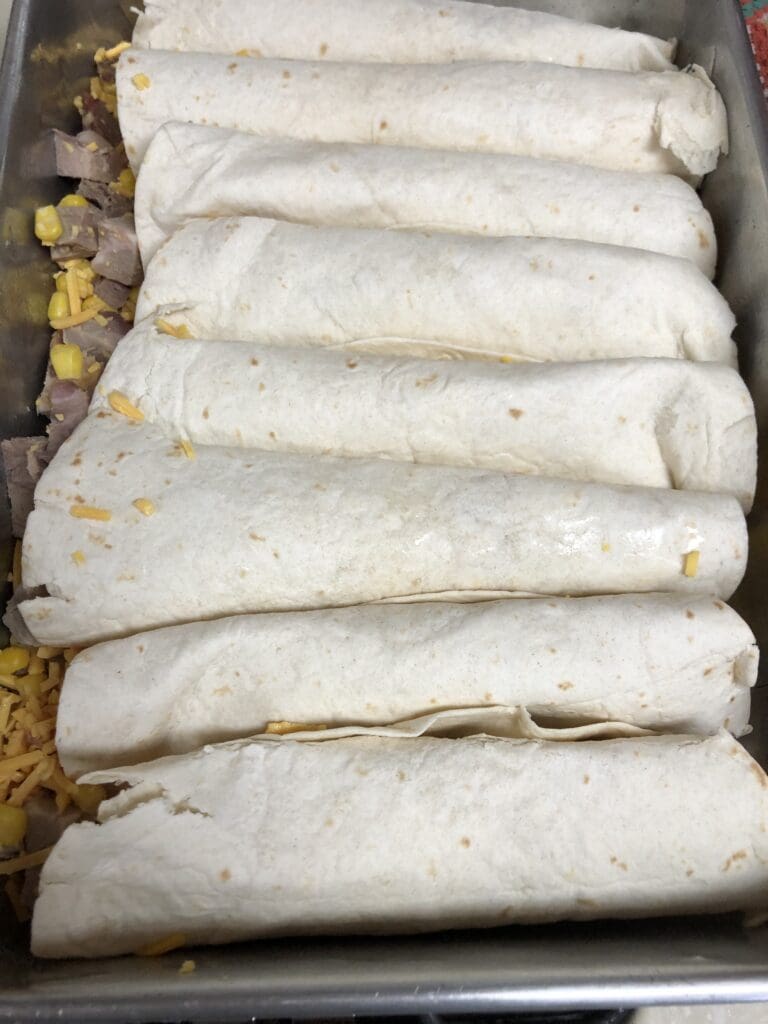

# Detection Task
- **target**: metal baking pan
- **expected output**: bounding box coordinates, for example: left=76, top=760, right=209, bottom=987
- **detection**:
left=1, top=0, right=768, bottom=1018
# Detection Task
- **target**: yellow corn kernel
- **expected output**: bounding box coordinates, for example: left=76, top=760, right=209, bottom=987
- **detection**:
left=69, top=505, right=111, bottom=522
left=83, top=294, right=109, bottom=312
left=135, top=933, right=187, bottom=957
left=108, top=390, right=144, bottom=421
left=0, top=647, right=29, bottom=675
left=47, top=291, right=70, bottom=322
left=133, top=498, right=156, bottom=517
left=61, top=258, right=95, bottom=280
left=50, top=343, right=83, bottom=381
left=155, top=318, right=192, bottom=339
left=104, top=40, right=131, bottom=60
left=71, top=550, right=86, bottom=566
left=683, top=550, right=700, bottom=578
left=110, top=167, right=136, bottom=198
left=54, top=272, right=68, bottom=293
left=49, top=307, right=101, bottom=330
left=131, top=73, right=151, bottom=90
left=58, top=194, right=88, bottom=208
left=34, top=205, right=62, bottom=244
left=0, top=804, right=27, bottom=847
left=66, top=267, right=82, bottom=315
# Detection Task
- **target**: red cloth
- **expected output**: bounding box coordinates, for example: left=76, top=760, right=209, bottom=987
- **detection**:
left=742, top=0, right=768, bottom=98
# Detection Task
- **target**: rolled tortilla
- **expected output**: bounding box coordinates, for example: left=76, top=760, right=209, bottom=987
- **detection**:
left=15, top=413, right=747, bottom=645
left=116, top=51, right=727, bottom=178
left=32, top=731, right=768, bottom=957
left=135, top=124, right=717, bottom=273
left=135, top=218, right=736, bottom=365
left=133, top=0, right=676, bottom=72
left=96, top=322, right=756, bottom=508
left=56, top=593, right=758, bottom=776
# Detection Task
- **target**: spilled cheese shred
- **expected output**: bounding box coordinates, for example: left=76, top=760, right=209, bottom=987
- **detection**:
left=69, top=505, right=111, bottom=521
left=71, top=550, right=86, bottom=566
left=135, top=933, right=187, bottom=957
left=155, top=318, right=193, bottom=339
left=0, top=846, right=52, bottom=876
left=133, top=498, right=156, bottom=517
left=49, top=307, right=100, bottom=330
left=131, top=73, right=151, bottom=90
left=265, top=721, right=329, bottom=735
left=683, top=550, right=700, bottom=578
left=179, top=439, right=196, bottom=460
left=108, top=389, right=144, bottom=421
left=179, top=959, right=196, bottom=974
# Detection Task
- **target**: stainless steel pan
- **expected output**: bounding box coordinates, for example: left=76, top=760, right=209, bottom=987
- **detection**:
left=1, top=0, right=768, bottom=1017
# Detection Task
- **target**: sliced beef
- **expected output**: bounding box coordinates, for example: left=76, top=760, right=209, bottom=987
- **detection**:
left=92, top=213, right=142, bottom=286
left=1, top=437, right=48, bottom=537
left=94, top=276, right=129, bottom=309
left=80, top=92, right=120, bottom=145
left=44, top=381, right=89, bottom=457
left=63, top=310, right=129, bottom=359
left=49, top=204, right=103, bottom=261
left=77, top=178, right=132, bottom=218
left=53, top=129, right=125, bottom=183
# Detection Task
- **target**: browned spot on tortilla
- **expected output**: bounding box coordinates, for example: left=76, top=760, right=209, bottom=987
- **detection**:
left=213, top=685, right=232, bottom=696
left=272, top=550, right=280, bottom=559
left=96, top=410, right=108, bottom=418
left=379, top=119, right=388, bottom=130
left=583, top=774, right=590, bottom=784
left=428, top=861, right=438, bottom=879
left=686, top=868, right=694, bottom=877
left=126, top=56, right=136, bottom=64
left=476, top=133, right=488, bottom=144
left=356, top=767, right=370, bottom=777
left=588, top=274, right=596, bottom=281
left=460, top=837, right=471, bottom=848
left=577, top=898, right=597, bottom=908
left=71, top=454, right=82, bottom=466
left=610, top=856, right=628, bottom=871
left=508, top=408, right=524, bottom=419
left=549, top=646, right=557, bottom=653
left=439, top=8, right=448, bottom=14
left=577, top=52, right=585, bottom=65
left=137, top=645, right=144, bottom=654
left=116, top=451, right=128, bottom=461
left=346, top=359, right=358, bottom=369
left=686, top=609, right=695, bottom=619
left=282, top=69, right=291, bottom=79
left=558, top=681, right=573, bottom=691
left=397, top=770, right=407, bottom=781
left=258, top=382, right=266, bottom=392
left=750, top=762, right=768, bottom=788
left=416, top=374, right=437, bottom=387
left=713, top=600, right=725, bottom=610
left=703, top=666, right=714, bottom=676
left=698, top=229, right=710, bottom=249
left=220, top=868, right=231, bottom=881
left=202, top=407, right=210, bottom=420
left=722, top=850, right=748, bottom=872
left=249, top=532, right=265, bottom=541
left=484, top=691, right=493, bottom=701
left=633, top=204, right=640, bottom=212
left=250, top=357, right=259, bottom=366
left=319, top=42, right=328, bottom=55
left=227, top=62, right=237, bottom=71
left=73, top=495, right=85, bottom=504
left=324, top=818, right=334, bottom=827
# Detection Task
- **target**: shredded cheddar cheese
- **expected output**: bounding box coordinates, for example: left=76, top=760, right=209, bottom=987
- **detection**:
left=155, top=318, right=193, bottom=339
left=179, top=959, right=196, bottom=974
left=179, top=439, right=196, bottom=460
left=71, top=550, right=86, bottom=566
left=131, top=73, right=151, bottom=90
left=135, top=933, right=187, bottom=956
left=108, top=390, right=144, bottom=421
left=132, top=498, right=156, bottom=517
left=0, top=847, right=52, bottom=875
left=683, top=550, right=700, bottom=578
left=265, top=721, right=329, bottom=735
left=69, top=505, right=112, bottom=521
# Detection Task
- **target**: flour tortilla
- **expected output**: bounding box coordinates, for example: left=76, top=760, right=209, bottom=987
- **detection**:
left=133, top=0, right=676, bottom=72
left=96, top=322, right=756, bottom=508
left=56, top=593, right=757, bottom=776
left=135, top=124, right=716, bottom=273
left=116, top=51, right=727, bottom=178
left=32, top=731, right=768, bottom=957
left=14, top=412, right=747, bottom=645
left=135, top=218, right=736, bottom=365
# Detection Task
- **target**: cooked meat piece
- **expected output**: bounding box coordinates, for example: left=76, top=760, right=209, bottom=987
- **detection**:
left=94, top=276, right=129, bottom=309
left=44, top=381, right=89, bottom=457
left=77, top=178, right=132, bottom=218
left=50, top=204, right=103, bottom=260
left=63, top=311, right=129, bottom=359
left=2, top=588, right=47, bottom=646
left=95, top=57, right=117, bottom=87
left=81, top=92, right=120, bottom=145
left=25, top=794, right=82, bottom=852
left=92, top=213, right=142, bottom=286
left=53, top=129, right=125, bottom=183
left=1, top=437, right=48, bottom=537
left=35, top=355, right=60, bottom=416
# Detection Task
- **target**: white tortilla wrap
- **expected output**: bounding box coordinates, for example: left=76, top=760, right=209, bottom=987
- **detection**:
left=16, top=413, right=747, bottom=645
left=135, top=218, right=736, bottom=365
left=96, top=322, right=756, bottom=508
left=135, top=124, right=717, bottom=273
left=133, top=0, right=676, bottom=72
left=56, top=593, right=757, bottom=776
left=32, top=731, right=768, bottom=957
left=116, top=51, right=727, bottom=178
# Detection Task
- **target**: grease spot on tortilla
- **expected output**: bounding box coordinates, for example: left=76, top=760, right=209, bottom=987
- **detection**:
left=202, top=407, right=210, bottom=420
left=583, top=774, right=590, bottom=784
left=686, top=609, right=695, bottom=619
left=319, top=42, right=328, bottom=55
left=633, top=204, right=641, bottom=212
left=379, top=119, right=388, bottom=130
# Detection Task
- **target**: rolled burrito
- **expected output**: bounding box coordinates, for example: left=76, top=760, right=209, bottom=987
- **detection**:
left=14, top=413, right=747, bottom=645
left=32, top=731, right=768, bottom=956
left=116, top=51, right=727, bottom=178
left=96, top=322, right=756, bottom=508
left=135, top=124, right=717, bottom=273
left=133, top=0, right=676, bottom=72
left=135, top=218, right=736, bottom=365
left=56, top=593, right=758, bottom=776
